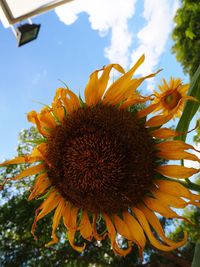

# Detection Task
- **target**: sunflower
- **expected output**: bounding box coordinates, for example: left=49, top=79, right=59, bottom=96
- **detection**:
left=137, top=77, right=198, bottom=127
left=1, top=55, right=200, bottom=257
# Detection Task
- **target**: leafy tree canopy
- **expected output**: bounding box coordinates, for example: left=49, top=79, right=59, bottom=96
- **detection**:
left=172, top=0, right=200, bottom=77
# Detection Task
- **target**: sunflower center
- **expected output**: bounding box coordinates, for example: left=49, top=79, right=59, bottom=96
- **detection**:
left=46, top=104, right=156, bottom=213
left=162, top=90, right=182, bottom=110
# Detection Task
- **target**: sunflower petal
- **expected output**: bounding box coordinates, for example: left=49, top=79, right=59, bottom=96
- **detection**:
left=103, top=55, right=145, bottom=104
left=46, top=198, right=66, bottom=246
left=92, top=214, right=107, bottom=241
left=120, top=95, right=152, bottom=109
left=13, top=163, right=46, bottom=180
left=104, top=213, right=132, bottom=256
left=31, top=190, right=60, bottom=238
left=139, top=204, right=182, bottom=246
left=113, top=214, right=133, bottom=240
left=157, top=150, right=200, bottom=162
left=144, top=197, right=183, bottom=218
left=84, top=70, right=100, bottom=106
left=145, top=112, right=174, bottom=127
left=98, top=64, right=125, bottom=97
left=28, top=173, right=50, bottom=200
left=152, top=188, right=187, bottom=208
left=68, top=230, right=86, bottom=253
left=156, top=165, right=199, bottom=179
left=55, top=88, right=80, bottom=113
left=137, top=103, right=161, bottom=118
left=155, top=140, right=196, bottom=152
left=155, top=180, right=200, bottom=201
left=27, top=111, right=49, bottom=136
left=0, top=156, right=29, bottom=166
left=150, top=128, right=180, bottom=139
left=132, top=207, right=187, bottom=251
left=122, top=211, right=146, bottom=256
left=39, top=108, right=57, bottom=129
left=80, top=210, right=93, bottom=241
left=62, top=202, right=71, bottom=229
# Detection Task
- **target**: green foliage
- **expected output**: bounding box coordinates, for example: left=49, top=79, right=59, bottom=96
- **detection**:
left=172, top=0, right=200, bottom=77
left=175, top=64, right=200, bottom=141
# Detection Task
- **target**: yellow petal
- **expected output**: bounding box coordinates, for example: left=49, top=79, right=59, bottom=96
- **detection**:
left=79, top=210, right=93, bottom=241
left=98, top=64, right=125, bottom=98
left=31, top=190, right=61, bottom=239
left=155, top=180, right=200, bottom=201
left=103, top=55, right=145, bottom=104
left=137, top=102, right=161, bottom=118
left=139, top=204, right=181, bottom=246
left=28, top=173, right=50, bottom=200
left=120, top=94, right=153, bottom=109
left=144, top=197, right=182, bottom=218
left=46, top=198, right=65, bottom=246
left=27, top=110, right=50, bottom=137
left=68, top=206, right=79, bottom=230
left=13, top=163, right=46, bottom=180
left=152, top=188, right=187, bottom=208
left=113, top=214, right=133, bottom=240
left=122, top=211, right=146, bottom=257
left=132, top=207, right=187, bottom=251
left=84, top=70, right=100, bottom=106
left=155, top=140, right=196, bottom=152
left=156, top=150, right=200, bottom=162
left=104, top=213, right=132, bottom=256
left=0, top=156, right=28, bottom=166
left=55, top=88, right=80, bottom=114
left=68, top=230, right=86, bottom=253
left=145, top=112, right=174, bottom=127
left=62, top=202, right=71, bottom=229
left=92, top=214, right=107, bottom=241
left=150, top=128, right=180, bottom=139
left=104, top=70, right=160, bottom=106
left=156, top=165, right=199, bottom=179
left=183, top=95, right=198, bottom=102
left=39, top=108, right=57, bottom=129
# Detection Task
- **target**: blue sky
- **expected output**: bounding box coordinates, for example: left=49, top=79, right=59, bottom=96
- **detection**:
left=0, top=0, right=190, bottom=161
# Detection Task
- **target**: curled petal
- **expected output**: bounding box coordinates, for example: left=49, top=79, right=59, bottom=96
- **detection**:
left=104, top=213, right=132, bottom=256
left=68, top=230, right=86, bottom=253
left=139, top=204, right=183, bottom=246
left=46, top=198, right=66, bottom=246
left=31, top=190, right=61, bottom=239
left=122, top=211, right=146, bottom=257
left=132, top=207, right=187, bottom=251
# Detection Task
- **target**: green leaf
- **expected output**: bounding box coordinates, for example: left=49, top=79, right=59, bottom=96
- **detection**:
left=192, top=243, right=200, bottom=267
left=176, top=64, right=200, bottom=141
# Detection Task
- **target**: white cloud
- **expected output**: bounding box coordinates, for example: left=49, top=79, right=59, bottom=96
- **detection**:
left=130, top=0, right=179, bottom=76
left=55, top=0, right=179, bottom=78
left=55, top=0, right=137, bottom=67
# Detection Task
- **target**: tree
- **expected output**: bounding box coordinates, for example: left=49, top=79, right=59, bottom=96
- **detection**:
left=172, top=0, right=200, bottom=77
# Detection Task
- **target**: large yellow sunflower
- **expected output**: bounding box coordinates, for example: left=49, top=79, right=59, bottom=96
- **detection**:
left=1, top=55, right=200, bottom=257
